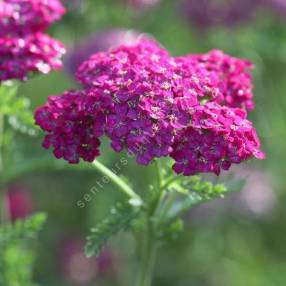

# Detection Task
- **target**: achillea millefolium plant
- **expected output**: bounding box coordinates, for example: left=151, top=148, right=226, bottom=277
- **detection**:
left=0, top=0, right=66, bottom=285
left=35, top=35, right=265, bottom=286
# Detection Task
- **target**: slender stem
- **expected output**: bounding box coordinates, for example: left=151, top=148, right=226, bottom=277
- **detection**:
left=160, top=174, right=182, bottom=192
left=157, top=191, right=178, bottom=225
left=92, top=160, right=142, bottom=204
left=0, top=113, right=4, bottom=173
left=0, top=113, right=9, bottom=224
left=136, top=160, right=164, bottom=286
left=155, top=160, right=162, bottom=190
left=136, top=222, right=157, bottom=286
left=0, top=113, right=4, bottom=223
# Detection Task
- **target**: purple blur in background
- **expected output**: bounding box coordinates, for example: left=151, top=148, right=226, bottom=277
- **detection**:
left=62, top=0, right=86, bottom=12
left=59, top=237, right=97, bottom=284
left=58, top=237, right=116, bottom=285
left=66, top=29, right=142, bottom=77
left=128, top=0, right=161, bottom=10
left=7, top=185, right=34, bottom=222
left=189, top=166, right=277, bottom=224
left=266, top=0, right=286, bottom=16
left=181, top=0, right=261, bottom=29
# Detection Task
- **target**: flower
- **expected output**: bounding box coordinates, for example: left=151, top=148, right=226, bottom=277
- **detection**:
left=35, top=38, right=265, bottom=175
left=0, top=33, right=65, bottom=81
left=0, top=0, right=66, bottom=82
left=66, top=29, right=141, bottom=76
left=76, top=38, right=189, bottom=165
left=182, top=50, right=255, bottom=110
left=171, top=102, right=265, bottom=176
left=35, top=89, right=106, bottom=164
left=0, top=0, right=65, bottom=36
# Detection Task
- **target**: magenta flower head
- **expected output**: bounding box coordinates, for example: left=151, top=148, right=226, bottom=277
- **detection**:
left=0, top=0, right=66, bottom=82
left=34, top=89, right=105, bottom=163
left=35, top=37, right=265, bottom=176
left=0, top=33, right=65, bottom=81
left=0, top=0, right=65, bottom=36
left=171, top=102, right=264, bottom=176
left=181, top=0, right=260, bottom=30
left=66, top=29, right=141, bottom=77
left=184, top=50, right=255, bottom=110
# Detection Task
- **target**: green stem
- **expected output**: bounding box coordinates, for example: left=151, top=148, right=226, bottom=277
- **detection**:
left=0, top=113, right=4, bottom=173
left=155, top=160, right=162, bottom=190
left=0, top=113, right=9, bottom=224
left=157, top=191, right=178, bottom=225
left=136, top=160, right=164, bottom=286
left=92, top=160, right=142, bottom=205
left=136, top=222, right=157, bottom=286
left=160, top=174, right=182, bottom=192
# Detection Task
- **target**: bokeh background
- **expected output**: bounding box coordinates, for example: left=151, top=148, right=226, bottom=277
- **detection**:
left=7, top=0, right=286, bottom=285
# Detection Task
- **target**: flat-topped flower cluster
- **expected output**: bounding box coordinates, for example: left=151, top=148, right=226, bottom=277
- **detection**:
left=0, top=0, right=66, bottom=81
left=35, top=38, right=265, bottom=175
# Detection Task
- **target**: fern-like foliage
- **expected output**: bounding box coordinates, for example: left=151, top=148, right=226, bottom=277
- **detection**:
left=0, top=82, right=36, bottom=135
left=0, top=213, right=47, bottom=286
left=0, top=244, right=37, bottom=286
left=167, top=176, right=228, bottom=219
left=0, top=213, right=47, bottom=246
left=85, top=202, right=139, bottom=258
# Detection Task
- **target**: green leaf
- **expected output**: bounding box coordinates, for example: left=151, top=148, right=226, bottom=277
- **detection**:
left=0, top=82, right=37, bottom=136
left=167, top=176, right=228, bottom=219
left=161, top=218, right=184, bottom=242
left=0, top=213, right=47, bottom=246
left=85, top=202, right=139, bottom=257
left=1, top=244, right=37, bottom=286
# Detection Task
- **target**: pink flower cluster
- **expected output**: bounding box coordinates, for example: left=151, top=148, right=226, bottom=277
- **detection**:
left=0, top=0, right=65, bottom=36
left=35, top=38, right=265, bottom=175
left=189, top=51, right=255, bottom=110
left=0, top=0, right=66, bottom=81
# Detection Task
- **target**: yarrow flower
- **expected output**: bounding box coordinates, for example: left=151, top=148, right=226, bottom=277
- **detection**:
left=184, top=50, right=255, bottom=110
left=0, top=33, right=65, bottom=81
left=0, top=0, right=66, bottom=81
left=0, top=0, right=65, bottom=36
left=171, top=102, right=264, bottom=175
left=35, top=37, right=265, bottom=175
left=34, top=90, right=106, bottom=163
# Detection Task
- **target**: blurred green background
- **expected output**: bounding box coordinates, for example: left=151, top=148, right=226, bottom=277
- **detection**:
left=7, top=0, right=286, bottom=285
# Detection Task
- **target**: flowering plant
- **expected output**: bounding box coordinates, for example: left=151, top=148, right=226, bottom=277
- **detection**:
left=0, top=0, right=65, bottom=284
left=35, top=37, right=264, bottom=285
